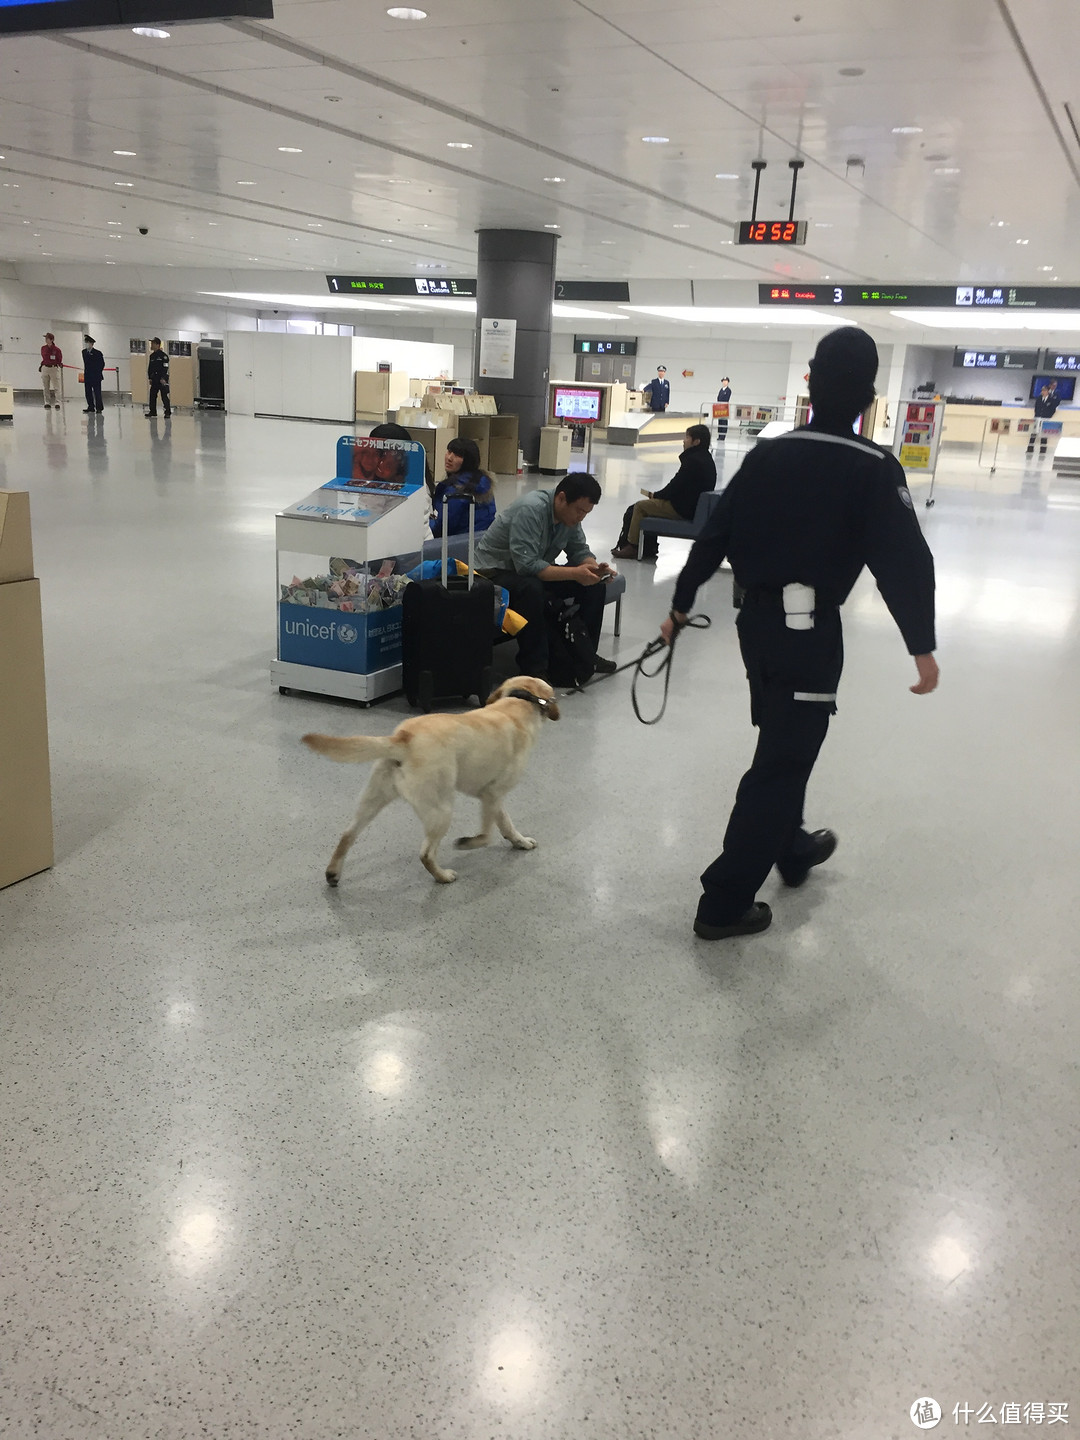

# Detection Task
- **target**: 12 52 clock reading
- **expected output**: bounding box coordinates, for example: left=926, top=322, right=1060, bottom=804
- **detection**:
left=737, top=220, right=808, bottom=246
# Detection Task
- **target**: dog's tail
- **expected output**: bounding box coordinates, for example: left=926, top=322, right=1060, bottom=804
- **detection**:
left=302, top=732, right=400, bottom=764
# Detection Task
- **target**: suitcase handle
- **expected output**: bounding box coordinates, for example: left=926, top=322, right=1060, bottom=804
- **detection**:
left=440, top=494, right=476, bottom=590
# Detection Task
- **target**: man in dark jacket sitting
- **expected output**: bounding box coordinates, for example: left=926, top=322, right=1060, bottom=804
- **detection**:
left=611, top=424, right=717, bottom=560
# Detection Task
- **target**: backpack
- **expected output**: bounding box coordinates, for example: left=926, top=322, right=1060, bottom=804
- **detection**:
left=545, top=598, right=596, bottom=687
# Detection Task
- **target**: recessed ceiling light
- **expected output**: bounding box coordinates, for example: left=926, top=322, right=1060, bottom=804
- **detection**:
left=106, top=260, right=116, bottom=265
left=132, top=26, right=170, bottom=37
left=381, top=237, right=394, bottom=242
left=600, top=240, right=615, bottom=244
left=934, top=167, right=961, bottom=174
left=307, top=222, right=322, bottom=227
left=447, top=141, right=473, bottom=149
left=248, top=257, right=260, bottom=261
left=672, top=223, right=689, bottom=228
left=814, top=222, right=833, bottom=227
left=1016, top=238, right=1030, bottom=244
left=543, top=176, right=565, bottom=183
left=208, top=222, right=218, bottom=226
left=544, top=223, right=560, bottom=229
left=278, top=146, right=303, bottom=154
left=32, top=232, right=40, bottom=236
left=993, top=220, right=1007, bottom=227
left=114, top=181, right=134, bottom=187
left=641, top=136, right=670, bottom=144
left=388, top=178, right=412, bottom=184
left=108, top=221, right=122, bottom=225
left=1038, top=265, right=1054, bottom=272
left=838, top=66, right=864, bottom=76
left=387, top=6, right=427, bottom=17
left=714, top=172, right=739, bottom=179
left=237, top=180, right=257, bottom=185
left=113, top=149, right=137, bottom=156
left=891, top=126, right=923, bottom=134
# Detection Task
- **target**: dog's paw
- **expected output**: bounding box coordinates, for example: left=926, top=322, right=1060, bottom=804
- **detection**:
left=434, top=868, right=457, bottom=884
left=325, top=870, right=340, bottom=887
left=455, top=834, right=490, bottom=850
left=512, top=836, right=537, bottom=850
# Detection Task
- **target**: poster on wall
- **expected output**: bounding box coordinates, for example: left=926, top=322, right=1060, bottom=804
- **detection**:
left=479, top=318, right=517, bottom=380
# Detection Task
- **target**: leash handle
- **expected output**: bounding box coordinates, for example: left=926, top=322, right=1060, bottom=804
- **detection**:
left=630, top=613, right=710, bottom=725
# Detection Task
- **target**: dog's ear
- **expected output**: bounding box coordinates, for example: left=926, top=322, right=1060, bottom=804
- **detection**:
left=545, top=701, right=560, bottom=721
left=485, top=681, right=508, bottom=706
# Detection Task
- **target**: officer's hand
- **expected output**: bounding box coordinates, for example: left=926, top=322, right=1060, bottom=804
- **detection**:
left=910, top=653, right=939, bottom=694
left=661, top=611, right=687, bottom=646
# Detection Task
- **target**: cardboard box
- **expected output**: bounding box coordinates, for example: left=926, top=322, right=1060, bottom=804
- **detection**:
left=0, top=490, right=35, bottom=584
left=0, top=577, right=54, bottom=890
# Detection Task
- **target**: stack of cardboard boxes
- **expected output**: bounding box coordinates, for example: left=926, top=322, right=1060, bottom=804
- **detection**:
left=0, top=491, right=53, bottom=890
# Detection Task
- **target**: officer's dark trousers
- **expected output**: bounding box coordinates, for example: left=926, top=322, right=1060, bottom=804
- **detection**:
left=483, top=570, right=605, bottom=675
left=83, top=378, right=103, bottom=411
left=698, top=597, right=842, bottom=925
left=148, top=379, right=171, bottom=416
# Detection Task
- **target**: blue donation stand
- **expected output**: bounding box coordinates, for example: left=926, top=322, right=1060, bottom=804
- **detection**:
left=271, top=436, right=430, bottom=703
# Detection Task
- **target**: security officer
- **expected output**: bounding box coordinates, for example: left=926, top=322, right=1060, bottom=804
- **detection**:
left=1026, top=381, right=1061, bottom=459
left=145, top=337, right=171, bottom=418
left=715, top=376, right=732, bottom=442
left=661, top=327, right=938, bottom=940
left=81, top=336, right=105, bottom=413
left=642, top=366, right=670, bottom=412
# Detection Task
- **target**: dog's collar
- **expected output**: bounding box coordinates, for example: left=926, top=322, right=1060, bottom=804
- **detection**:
left=507, top=688, right=551, bottom=712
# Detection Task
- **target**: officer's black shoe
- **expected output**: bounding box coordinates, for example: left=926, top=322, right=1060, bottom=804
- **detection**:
left=593, top=655, right=618, bottom=674
left=777, top=828, right=838, bottom=888
left=693, top=902, right=772, bottom=940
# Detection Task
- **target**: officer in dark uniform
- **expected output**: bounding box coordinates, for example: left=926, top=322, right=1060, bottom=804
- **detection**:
left=145, top=337, right=171, bottom=418
left=81, top=336, right=105, bottom=413
left=662, top=327, right=939, bottom=939
left=1027, top=381, right=1061, bottom=459
left=715, top=377, right=732, bottom=442
left=642, top=366, right=670, bottom=412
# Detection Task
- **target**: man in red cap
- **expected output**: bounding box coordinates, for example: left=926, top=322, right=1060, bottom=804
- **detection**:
left=40, top=333, right=63, bottom=409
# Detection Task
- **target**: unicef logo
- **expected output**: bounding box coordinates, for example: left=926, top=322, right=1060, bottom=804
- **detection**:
left=910, top=1398, right=942, bottom=1429
left=336, top=623, right=358, bottom=645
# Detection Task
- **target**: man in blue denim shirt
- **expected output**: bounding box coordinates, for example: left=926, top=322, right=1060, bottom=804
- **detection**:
left=475, top=473, right=618, bottom=678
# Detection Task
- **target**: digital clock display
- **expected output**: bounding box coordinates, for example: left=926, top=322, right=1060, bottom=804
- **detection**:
left=738, top=220, right=808, bottom=246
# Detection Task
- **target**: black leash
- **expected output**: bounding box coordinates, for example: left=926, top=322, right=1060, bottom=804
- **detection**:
left=575, top=613, right=712, bottom=725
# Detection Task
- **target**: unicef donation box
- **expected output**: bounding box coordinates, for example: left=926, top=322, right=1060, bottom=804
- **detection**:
left=272, top=437, right=429, bottom=703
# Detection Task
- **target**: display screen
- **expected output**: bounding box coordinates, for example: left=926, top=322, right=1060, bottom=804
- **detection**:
left=739, top=220, right=808, bottom=246
left=1029, top=375, right=1075, bottom=402
left=760, top=282, right=1080, bottom=309
left=0, top=0, right=272, bottom=35
left=326, top=276, right=477, bottom=298
left=553, top=388, right=602, bottom=422
left=573, top=336, right=638, bottom=356
left=952, top=348, right=1040, bottom=370
left=554, top=281, right=630, bottom=302
left=1044, top=351, right=1080, bottom=372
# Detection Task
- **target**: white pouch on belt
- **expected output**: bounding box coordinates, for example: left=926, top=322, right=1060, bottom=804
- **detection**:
left=782, top=583, right=815, bottom=630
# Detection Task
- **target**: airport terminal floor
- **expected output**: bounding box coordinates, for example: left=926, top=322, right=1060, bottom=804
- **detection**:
left=1, top=401, right=1077, bottom=1438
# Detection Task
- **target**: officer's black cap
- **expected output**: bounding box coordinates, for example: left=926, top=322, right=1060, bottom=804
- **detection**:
left=810, top=327, right=878, bottom=385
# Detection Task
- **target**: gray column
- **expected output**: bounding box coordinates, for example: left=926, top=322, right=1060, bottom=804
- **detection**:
left=474, top=230, right=556, bottom=467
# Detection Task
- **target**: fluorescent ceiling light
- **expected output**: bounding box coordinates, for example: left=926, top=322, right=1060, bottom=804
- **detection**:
left=114, top=181, right=134, bottom=186
left=113, top=149, right=137, bottom=156
left=278, top=147, right=303, bottom=154
left=641, top=136, right=670, bottom=144
left=714, top=172, right=739, bottom=179
left=132, top=26, right=170, bottom=37
left=544, top=223, right=560, bottom=229
left=237, top=180, right=257, bottom=185
left=200, top=291, right=407, bottom=312
left=387, top=6, right=427, bottom=17
left=934, top=167, right=960, bottom=174
left=890, top=309, right=1080, bottom=331
left=543, top=177, right=565, bottom=183
left=447, top=142, right=473, bottom=149
left=892, top=126, right=923, bottom=134
left=552, top=304, right=625, bottom=320
left=622, top=306, right=856, bottom=326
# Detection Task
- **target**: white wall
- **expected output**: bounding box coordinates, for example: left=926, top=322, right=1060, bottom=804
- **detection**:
left=0, top=274, right=254, bottom=393
left=350, top=335, right=454, bottom=382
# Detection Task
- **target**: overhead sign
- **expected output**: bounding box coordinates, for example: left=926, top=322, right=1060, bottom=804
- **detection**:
left=554, top=281, right=630, bottom=302
left=1044, top=351, right=1080, bottom=372
left=478, top=317, right=516, bottom=380
left=738, top=220, right=808, bottom=246
left=952, top=348, right=1040, bottom=370
left=573, top=336, right=638, bottom=355
left=0, top=0, right=272, bottom=35
left=326, top=276, right=477, bottom=297
left=760, top=283, right=1080, bottom=310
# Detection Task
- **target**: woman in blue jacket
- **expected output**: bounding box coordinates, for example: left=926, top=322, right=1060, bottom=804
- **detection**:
left=430, top=437, right=497, bottom=537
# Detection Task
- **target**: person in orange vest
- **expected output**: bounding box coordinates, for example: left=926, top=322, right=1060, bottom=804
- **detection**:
left=40, top=332, right=63, bottom=409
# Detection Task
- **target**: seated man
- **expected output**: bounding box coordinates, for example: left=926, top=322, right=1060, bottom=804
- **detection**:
left=612, top=423, right=717, bottom=560
left=474, top=473, right=618, bottom=679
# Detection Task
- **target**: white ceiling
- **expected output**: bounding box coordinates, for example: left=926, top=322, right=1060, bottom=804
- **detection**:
left=0, top=0, right=1077, bottom=297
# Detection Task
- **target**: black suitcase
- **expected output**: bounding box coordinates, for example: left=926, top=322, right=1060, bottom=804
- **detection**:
left=402, top=499, right=494, bottom=710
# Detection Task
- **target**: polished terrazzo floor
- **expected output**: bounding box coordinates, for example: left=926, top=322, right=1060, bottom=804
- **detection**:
left=1, top=400, right=1078, bottom=1439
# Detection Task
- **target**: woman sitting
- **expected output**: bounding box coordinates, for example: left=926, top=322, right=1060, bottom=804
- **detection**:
left=430, top=438, right=497, bottom=537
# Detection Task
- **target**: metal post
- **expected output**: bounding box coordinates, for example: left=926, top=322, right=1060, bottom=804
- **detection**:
left=750, top=160, right=767, bottom=221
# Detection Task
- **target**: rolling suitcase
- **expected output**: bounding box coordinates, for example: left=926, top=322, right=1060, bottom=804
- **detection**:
left=402, top=498, right=495, bottom=710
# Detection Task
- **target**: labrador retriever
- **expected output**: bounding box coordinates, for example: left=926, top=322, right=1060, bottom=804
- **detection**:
left=302, top=676, right=559, bottom=886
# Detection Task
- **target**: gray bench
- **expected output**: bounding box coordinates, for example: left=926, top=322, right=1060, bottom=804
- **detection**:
left=422, top=532, right=624, bottom=635
left=637, top=488, right=723, bottom=559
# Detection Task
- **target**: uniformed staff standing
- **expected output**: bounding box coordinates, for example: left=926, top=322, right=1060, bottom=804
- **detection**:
left=661, top=327, right=939, bottom=940
left=145, top=337, right=171, bottom=418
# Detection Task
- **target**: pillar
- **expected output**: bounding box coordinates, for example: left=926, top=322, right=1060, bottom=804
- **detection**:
left=474, top=230, right=557, bottom=467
